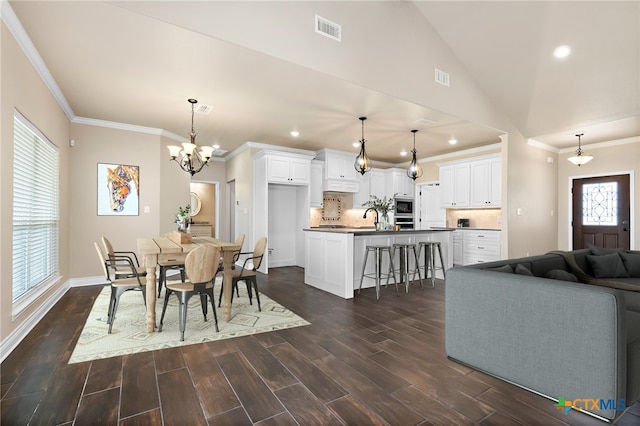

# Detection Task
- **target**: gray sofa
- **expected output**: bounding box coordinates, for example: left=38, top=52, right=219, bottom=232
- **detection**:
left=445, top=248, right=640, bottom=421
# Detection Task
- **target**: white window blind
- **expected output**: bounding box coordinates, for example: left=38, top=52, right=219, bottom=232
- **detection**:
left=13, top=110, right=60, bottom=303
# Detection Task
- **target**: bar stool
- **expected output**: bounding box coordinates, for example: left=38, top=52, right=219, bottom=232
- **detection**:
left=418, top=241, right=446, bottom=288
left=392, top=243, right=423, bottom=293
left=358, top=245, right=398, bottom=300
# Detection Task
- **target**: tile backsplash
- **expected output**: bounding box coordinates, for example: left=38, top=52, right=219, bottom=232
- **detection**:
left=310, top=192, right=377, bottom=228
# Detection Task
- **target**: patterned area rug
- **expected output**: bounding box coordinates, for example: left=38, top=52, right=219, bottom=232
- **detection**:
left=69, top=279, right=310, bottom=364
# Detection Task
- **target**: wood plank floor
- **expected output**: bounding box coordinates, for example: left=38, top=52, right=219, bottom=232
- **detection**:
left=2, top=266, right=639, bottom=425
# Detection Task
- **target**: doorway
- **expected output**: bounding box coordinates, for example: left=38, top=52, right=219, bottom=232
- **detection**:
left=189, top=182, right=217, bottom=237
left=572, top=174, right=631, bottom=250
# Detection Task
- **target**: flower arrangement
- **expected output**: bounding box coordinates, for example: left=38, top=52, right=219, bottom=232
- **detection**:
left=361, top=194, right=396, bottom=215
left=175, top=204, right=191, bottom=231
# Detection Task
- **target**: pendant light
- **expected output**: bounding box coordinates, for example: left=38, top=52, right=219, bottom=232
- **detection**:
left=407, top=129, right=423, bottom=180
left=567, top=133, right=593, bottom=166
left=354, top=116, right=371, bottom=175
left=167, top=99, right=214, bottom=176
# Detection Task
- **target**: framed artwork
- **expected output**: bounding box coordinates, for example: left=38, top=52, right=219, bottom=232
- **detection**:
left=97, top=163, right=139, bottom=216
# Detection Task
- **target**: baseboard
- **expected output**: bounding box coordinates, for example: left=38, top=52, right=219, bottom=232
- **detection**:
left=69, top=275, right=107, bottom=287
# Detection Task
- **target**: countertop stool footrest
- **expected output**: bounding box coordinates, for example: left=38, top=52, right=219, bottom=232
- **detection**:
left=358, top=245, right=398, bottom=300
left=418, top=241, right=446, bottom=288
left=392, top=243, right=423, bottom=292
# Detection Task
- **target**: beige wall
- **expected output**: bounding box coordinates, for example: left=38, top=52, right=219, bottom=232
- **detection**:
left=69, top=123, right=172, bottom=277
left=1, top=23, right=71, bottom=341
left=557, top=140, right=639, bottom=251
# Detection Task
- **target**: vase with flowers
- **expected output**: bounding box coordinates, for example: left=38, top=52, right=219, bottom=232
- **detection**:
left=362, top=194, right=396, bottom=230
left=175, top=204, right=191, bottom=232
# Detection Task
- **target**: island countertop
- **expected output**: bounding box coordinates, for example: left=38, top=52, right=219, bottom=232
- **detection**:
left=304, top=227, right=455, bottom=236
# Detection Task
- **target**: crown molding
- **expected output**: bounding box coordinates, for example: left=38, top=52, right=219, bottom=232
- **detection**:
left=1, top=0, right=75, bottom=121
left=526, top=138, right=558, bottom=153
left=558, top=136, right=640, bottom=154
left=72, top=116, right=163, bottom=135
left=426, top=142, right=502, bottom=164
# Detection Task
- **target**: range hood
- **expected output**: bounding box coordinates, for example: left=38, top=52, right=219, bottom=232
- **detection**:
left=323, top=179, right=358, bottom=193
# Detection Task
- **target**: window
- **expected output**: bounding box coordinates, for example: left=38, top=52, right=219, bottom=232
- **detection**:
left=12, top=110, right=60, bottom=309
left=582, top=181, right=618, bottom=226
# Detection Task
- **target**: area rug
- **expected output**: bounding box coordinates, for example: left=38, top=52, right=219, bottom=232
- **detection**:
left=69, top=279, right=310, bottom=364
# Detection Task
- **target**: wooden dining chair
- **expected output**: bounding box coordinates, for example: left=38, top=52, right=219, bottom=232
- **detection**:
left=156, top=233, right=186, bottom=297
left=101, top=237, right=146, bottom=279
left=218, top=237, right=267, bottom=311
left=94, top=242, right=146, bottom=334
left=216, top=234, right=245, bottom=305
left=159, top=244, right=220, bottom=341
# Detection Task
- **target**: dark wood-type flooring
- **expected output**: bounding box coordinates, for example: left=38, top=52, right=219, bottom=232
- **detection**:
left=2, top=267, right=640, bottom=425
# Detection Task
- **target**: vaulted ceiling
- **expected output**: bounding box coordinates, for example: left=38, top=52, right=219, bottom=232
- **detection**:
left=6, top=1, right=639, bottom=163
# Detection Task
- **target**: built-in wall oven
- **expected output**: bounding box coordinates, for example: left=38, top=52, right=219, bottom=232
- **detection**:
left=394, top=197, right=415, bottom=229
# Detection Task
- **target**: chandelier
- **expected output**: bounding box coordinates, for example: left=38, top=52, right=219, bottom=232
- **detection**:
left=354, top=116, right=371, bottom=175
left=567, top=133, right=593, bottom=166
left=167, top=99, right=214, bottom=176
left=406, top=129, right=423, bottom=180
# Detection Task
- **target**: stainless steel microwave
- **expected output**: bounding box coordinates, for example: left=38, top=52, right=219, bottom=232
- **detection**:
left=394, top=197, right=414, bottom=216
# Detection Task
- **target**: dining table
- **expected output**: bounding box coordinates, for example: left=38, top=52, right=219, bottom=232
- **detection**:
left=137, top=236, right=241, bottom=332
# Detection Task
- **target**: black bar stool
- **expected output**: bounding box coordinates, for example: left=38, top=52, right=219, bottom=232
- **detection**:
left=418, top=241, right=446, bottom=288
left=392, top=243, right=423, bottom=293
left=358, top=245, right=398, bottom=300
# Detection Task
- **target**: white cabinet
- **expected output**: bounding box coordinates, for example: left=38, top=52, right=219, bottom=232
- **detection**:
left=460, top=230, right=501, bottom=265
left=452, top=230, right=463, bottom=265
left=266, top=154, right=310, bottom=185
left=353, top=172, right=370, bottom=208
left=315, top=149, right=359, bottom=193
left=310, top=161, right=324, bottom=208
left=386, top=168, right=415, bottom=198
left=469, top=156, right=501, bottom=207
left=369, top=169, right=386, bottom=200
left=440, top=163, right=470, bottom=207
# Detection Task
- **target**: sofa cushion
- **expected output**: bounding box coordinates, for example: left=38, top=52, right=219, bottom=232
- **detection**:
left=626, top=311, right=640, bottom=403
left=515, top=263, right=533, bottom=276
left=587, top=253, right=630, bottom=278
left=490, top=264, right=513, bottom=273
left=589, top=243, right=623, bottom=256
left=546, top=269, right=578, bottom=282
left=620, top=251, right=640, bottom=277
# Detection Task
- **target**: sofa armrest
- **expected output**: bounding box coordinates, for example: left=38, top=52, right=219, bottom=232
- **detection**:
left=445, top=267, right=627, bottom=420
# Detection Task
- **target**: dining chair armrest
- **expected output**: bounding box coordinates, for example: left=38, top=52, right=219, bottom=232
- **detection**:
left=107, top=255, right=143, bottom=283
left=237, top=254, right=263, bottom=278
left=112, top=250, right=140, bottom=266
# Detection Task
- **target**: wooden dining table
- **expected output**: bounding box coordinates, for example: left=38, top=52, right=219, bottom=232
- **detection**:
left=137, top=236, right=241, bottom=332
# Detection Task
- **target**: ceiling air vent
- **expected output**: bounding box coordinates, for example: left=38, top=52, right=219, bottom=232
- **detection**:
left=315, top=15, right=341, bottom=42
left=212, top=149, right=227, bottom=157
left=196, top=104, right=213, bottom=114
left=435, top=68, right=450, bottom=87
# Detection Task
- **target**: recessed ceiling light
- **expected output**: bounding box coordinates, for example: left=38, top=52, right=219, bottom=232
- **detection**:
left=448, top=138, right=457, bottom=145
left=352, top=141, right=360, bottom=148
left=400, top=150, right=407, bottom=156
left=212, top=144, right=220, bottom=150
left=290, top=130, right=300, bottom=137
left=553, top=45, right=571, bottom=59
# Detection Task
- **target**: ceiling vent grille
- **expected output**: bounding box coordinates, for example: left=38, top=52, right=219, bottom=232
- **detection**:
left=212, top=149, right=227, bottom=157
left=196, top=104, right=213, bottom=114
left=315, top=15, right=341, bottom=42
left=435, top=68, right=450, bottom=87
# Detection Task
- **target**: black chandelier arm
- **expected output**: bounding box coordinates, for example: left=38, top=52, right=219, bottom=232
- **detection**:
left=170, top=150, right=210, bottom=176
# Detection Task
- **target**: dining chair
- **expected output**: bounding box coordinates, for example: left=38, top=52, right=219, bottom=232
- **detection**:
left=94, top=242, right=146, bottom=334
left=101, top=237, right=146, bottom=279
left=216, top=233, right=245, bottom=306
left=156, top=233, right=186, bottom=297
left=159, top=244, right=220, bottom=341
left=218, top=237, right=267, bottom=311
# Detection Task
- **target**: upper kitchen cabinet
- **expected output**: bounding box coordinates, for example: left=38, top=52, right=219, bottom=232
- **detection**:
left=310, top=160, right=324, bottom=208
left=256, top=150, right=313, bottom=185
left=439, top=162, right=470, bottom=207
left=386, top=168, right=415, bottom=198
left=369, top=169, right=386, bottom=200
left=469, top=155, right=501, bottom=207
left=439, top=154, right=501, bottom=208
left=316, top=149, right=358, bottom=193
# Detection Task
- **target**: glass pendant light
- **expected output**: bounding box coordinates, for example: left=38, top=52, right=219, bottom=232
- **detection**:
left=407, top=129, right=423, bottom=180
left=354, top=116, right=371, bottom=175
left=567, top=133, right=593, bottom=166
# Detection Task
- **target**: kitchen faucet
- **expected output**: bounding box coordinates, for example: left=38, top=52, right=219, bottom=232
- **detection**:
left=363, top=208, right=378, bottom=227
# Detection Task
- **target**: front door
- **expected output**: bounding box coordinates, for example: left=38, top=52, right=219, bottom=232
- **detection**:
left=572, top=174, right=631, bottom=250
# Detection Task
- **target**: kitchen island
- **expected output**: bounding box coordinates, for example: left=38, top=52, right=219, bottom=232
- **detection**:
left=304, top=228, right=454, bottom=299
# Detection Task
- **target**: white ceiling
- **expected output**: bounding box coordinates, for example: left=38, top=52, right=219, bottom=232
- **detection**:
left=6, top=1, right=639, bottom=163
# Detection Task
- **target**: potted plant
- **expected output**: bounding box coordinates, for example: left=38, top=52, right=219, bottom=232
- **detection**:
left=175, top=204, right=191, bottom=232
left=362, top=194, right=396, bottom=230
